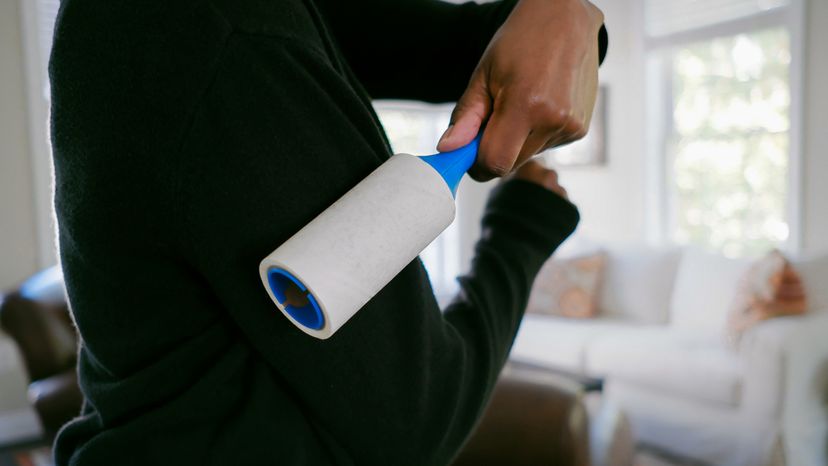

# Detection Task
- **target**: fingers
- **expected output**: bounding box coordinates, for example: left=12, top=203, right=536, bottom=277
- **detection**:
left=437, top=73, right=491, bottom=153
left=544, top=169, right=568, bottom=199
left=518, top=128, right=560, bottom=165
left=509, top=158, right=569, bottom=199
left=437, top=0, right=603, bottom=184
left=539, top=165, right=569, bottom=199
left=468, top=97, right=530, bottom=181
left=469, top=88, right=585, bottom=181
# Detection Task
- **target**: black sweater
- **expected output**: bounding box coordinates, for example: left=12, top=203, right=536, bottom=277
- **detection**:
left=50, top=0, right=603, bottom=464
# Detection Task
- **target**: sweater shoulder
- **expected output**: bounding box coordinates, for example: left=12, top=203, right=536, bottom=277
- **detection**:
left=209, top=0, right=324, bottom=45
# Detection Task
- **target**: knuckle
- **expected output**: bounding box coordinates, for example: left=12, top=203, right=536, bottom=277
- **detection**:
left=487, top=162, right=512, bottom=177
left=585, top=2, right=605, bottom=24
left=593, top=6, right=605, bottom=23
left=560, top=117, right=588, bottom=141
left=572, top=124, right=589, bottom=141
left=531, top=101, right=571, bottom=128
left=482, top=155, right=513, bottom=177
left=478, top=142, right=516, bottom=178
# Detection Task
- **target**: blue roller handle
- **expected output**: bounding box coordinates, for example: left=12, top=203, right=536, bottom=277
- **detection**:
left=419, top=135, right=480, bottom=197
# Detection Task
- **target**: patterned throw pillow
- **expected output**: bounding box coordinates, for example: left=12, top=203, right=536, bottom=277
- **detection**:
left=727, top=249, right=807, bottom=341
left=527, top=252, right=607, bottom=318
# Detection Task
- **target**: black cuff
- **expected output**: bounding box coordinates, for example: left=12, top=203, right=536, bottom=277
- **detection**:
left=598, top=24, right=609, bottom=65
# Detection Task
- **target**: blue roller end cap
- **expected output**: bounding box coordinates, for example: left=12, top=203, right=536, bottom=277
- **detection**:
left=419, top=135, right=480, bottom=197
left=267, top=268, right=325, bottom=330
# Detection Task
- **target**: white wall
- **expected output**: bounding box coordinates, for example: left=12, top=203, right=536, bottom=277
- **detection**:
left=802, top=0, right=828, bottom=254
left=556, top=0, right=647, bottom=246
left=0, top=0, right=39, bottom=291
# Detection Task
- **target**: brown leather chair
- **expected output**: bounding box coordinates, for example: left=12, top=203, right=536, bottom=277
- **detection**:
left=0, top=266, right=83, bottom=440
left=1, top=267, right=590, bottom=463
left=452, top=366, right=591, bottom=466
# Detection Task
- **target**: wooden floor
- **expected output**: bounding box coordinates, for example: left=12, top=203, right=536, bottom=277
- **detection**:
left=0, top=441, right=709, bottom=466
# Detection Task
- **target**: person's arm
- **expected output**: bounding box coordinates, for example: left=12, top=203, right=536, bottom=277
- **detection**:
left=315, top=0, right=517, bottom=103
left=178, top=33, right=578, bottom=465
left=317, top=0, right=609, bottom=182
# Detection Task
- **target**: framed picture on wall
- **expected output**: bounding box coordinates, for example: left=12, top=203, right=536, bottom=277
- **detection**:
left=542, top=86, right=607, bottom=167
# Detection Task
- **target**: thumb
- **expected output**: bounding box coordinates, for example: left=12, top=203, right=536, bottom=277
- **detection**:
left=437, top=73, right=492, bottom=152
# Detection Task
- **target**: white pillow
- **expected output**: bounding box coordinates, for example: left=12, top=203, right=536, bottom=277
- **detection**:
left=598, top=245, right=682, bottom=324
left=669, top=247, right=752, bottom=334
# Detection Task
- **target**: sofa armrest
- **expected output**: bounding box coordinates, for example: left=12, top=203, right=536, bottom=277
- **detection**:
left=740, top=311, right=828, bottom=465
left=740, top=315, right=805, bottom=418
left=452, top=366, right=590, bottom=466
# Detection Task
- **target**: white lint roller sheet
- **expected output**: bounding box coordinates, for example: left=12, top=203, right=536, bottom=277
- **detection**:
left=259, top=137, right=479, bottom=339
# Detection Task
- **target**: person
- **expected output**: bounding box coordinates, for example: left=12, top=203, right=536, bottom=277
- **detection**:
left=48, top=0, right=607, bottom=464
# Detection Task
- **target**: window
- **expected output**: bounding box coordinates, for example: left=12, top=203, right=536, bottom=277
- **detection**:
left=373, top=101, right=461, bottom=299
left=669, top=28, right=791, bottom=257
left=647, top=0, right=800, bottom=257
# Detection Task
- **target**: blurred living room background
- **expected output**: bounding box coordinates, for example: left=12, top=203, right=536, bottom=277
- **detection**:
left=0, top=0, right=826, bottom=465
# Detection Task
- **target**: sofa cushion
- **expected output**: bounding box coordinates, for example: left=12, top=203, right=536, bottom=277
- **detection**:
left=586, top=329, right=743, bottom=407
left=599, top=245, right=681, bottom=324
left=510, top=314, right=644, bottom=374
left=728, top=250, right=807, bottom=342
left=527, top=252, right=606, bottom=319
left=669, top=248, right=752, bottom=335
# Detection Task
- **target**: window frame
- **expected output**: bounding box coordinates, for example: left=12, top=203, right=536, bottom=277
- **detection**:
left=643, top=0, right=807, bottom=255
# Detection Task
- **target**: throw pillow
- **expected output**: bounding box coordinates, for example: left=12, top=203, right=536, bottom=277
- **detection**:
left=727, top=249, right=807, bottom=341
left=527, top=251, right=606, bottom=318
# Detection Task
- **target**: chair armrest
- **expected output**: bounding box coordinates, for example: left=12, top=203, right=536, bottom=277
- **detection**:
left=453, top=366, right=590, bottom=466
left=28, top=370, right=84, bottom=439
left=0, top=270, right=77, bottom=382
left=740, top=311, right=828, bottom=465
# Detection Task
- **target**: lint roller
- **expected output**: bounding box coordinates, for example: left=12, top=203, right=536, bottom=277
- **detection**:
left=259, top=137, right=480, bottom=339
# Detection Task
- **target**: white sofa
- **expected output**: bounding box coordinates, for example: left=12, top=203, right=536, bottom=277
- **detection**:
left=510, top=244, right=828, bottom=466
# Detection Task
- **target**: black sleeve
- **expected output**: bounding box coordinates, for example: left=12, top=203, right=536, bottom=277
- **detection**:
left=179, top=32, right=578, bottom=465
left=315, top=0, right=516, bottom=102
left=316, top=0, right=608, bottom=103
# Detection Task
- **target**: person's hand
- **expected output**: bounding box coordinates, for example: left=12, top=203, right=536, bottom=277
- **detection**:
left=507, top=158, right=568, bottom=200
left=437, top=0, right=604, bottom=181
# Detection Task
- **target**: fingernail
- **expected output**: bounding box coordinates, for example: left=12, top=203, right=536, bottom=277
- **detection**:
left=438, top=125, right=454, bottom=148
